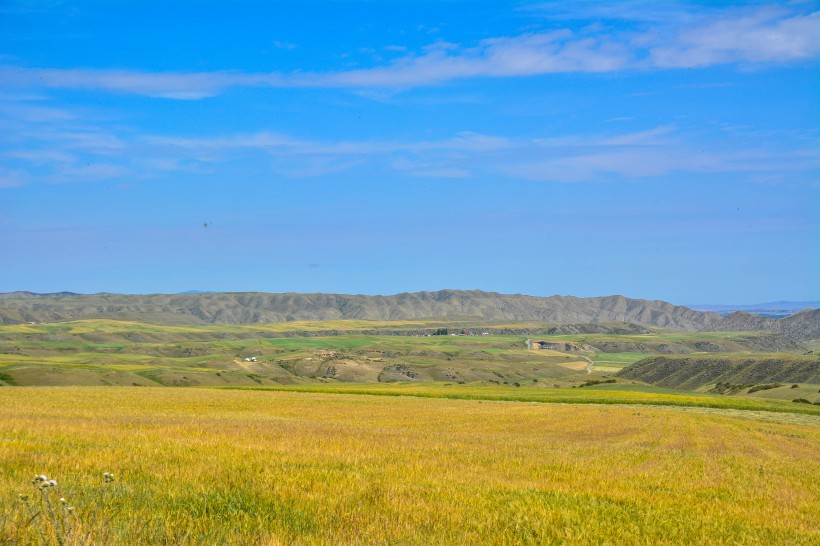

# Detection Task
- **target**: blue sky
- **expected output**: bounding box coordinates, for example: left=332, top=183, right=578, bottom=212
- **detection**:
left=0, top=0, right=818, bottom=304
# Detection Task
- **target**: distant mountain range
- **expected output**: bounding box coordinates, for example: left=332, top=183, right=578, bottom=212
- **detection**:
left=688, top=301, right=820, bottom=318
left=0, top=290, right=816, bottom=339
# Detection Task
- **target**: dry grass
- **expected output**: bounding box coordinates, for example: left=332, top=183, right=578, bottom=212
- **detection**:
left=1, top=387, right=818, bottom=544
left=236, top=382, right=820, bottom=415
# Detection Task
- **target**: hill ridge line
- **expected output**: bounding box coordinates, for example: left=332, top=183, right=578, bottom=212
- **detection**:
left=0, top=290, right=816, bottom=338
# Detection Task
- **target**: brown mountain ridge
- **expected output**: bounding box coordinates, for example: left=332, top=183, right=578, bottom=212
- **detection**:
left=0, top=290, right=816, bottom=338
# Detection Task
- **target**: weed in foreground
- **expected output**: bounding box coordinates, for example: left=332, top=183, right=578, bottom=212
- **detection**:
left=4, top=472, right=115, bottom=545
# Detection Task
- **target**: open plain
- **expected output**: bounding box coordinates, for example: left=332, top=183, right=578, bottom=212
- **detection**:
left=3, top=0, right=819, bottom=543
left=1, top=311, right=818, bottom=544
left=1, top=386, right=819, bottom=545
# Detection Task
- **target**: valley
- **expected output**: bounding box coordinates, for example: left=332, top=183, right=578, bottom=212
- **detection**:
left=0, top=318, right=817, bottom=407
left=2, top=301, right=818, bottom=544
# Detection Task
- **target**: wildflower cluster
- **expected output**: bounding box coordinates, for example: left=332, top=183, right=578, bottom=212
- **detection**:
left=11, top=472, right=118, bottom=546
left=32, top=474, right=59, bottom=489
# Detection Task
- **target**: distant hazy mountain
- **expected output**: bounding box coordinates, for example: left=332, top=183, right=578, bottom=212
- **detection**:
left=0, top=291, right=83, bottom=299
left=177, top=290, right=215, bottom=294
left=0, top=290, right=816, bottom=338
left=688, top=301, right=820, bottom=318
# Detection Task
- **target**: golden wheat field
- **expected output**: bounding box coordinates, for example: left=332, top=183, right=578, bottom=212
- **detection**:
left=1, top=387, right=819, bottom=545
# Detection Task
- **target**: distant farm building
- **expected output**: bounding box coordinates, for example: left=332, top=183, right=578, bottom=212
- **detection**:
left=526, top=339, right=596, bottom=352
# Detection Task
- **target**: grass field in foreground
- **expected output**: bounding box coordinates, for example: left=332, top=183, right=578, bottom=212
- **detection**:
left=1, top=387, right=818, bottom=544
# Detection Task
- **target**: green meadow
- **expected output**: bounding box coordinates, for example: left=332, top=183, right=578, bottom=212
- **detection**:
left=1, top=320, right=814, bottom=396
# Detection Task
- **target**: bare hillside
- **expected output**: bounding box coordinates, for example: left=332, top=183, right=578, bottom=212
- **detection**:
left=1, top=290, right=817, bottom=337
left=706, top=309, right=820, bottom=340
left=0, top=290, right=723, bottom=330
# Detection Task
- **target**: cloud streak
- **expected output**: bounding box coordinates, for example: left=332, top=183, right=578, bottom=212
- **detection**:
left=648, top=6, right=820, bottom=67
left=142, top=125, right=820, bottom=183
left=4, top=110, right=816, bottom=186
left=0, top=4, right=816, bottom=99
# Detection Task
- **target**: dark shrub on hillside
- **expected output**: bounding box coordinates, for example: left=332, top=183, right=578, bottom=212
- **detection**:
left=579, top=379, right=617, bottom=388
left=748, top=383, right=782, bottom=394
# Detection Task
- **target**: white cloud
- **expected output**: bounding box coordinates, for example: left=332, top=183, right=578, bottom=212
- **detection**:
left=146, top=131, right=302, bottom=151
left=0, top=168, right=25, bottom=188
left=117, top=126, right=820, bottom=184
left=2, top=90, right=816, bottom=188
left=649, top=7, right=820, bottom=67
left=0, top=5, right=816, bottom=98
left=392, top=158, right=471, bottom=179
left=272, top=41, right=297, bottom=50
left=49, top=163, right=129, bottom=183
left=147, top=130, right=511, bottom=158
left=0, top=103, right=76, bottom=123
left=1, top=149, right=75, bottom=164
left=524, top=1, right=705, bottom=24
left=502, top=139, right=820, bottom=183
left=0, top=66, right=277, bottom=99
left=597, top=125, right=677, bottom=146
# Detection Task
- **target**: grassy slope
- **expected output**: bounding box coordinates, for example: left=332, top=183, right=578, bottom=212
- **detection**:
left=1, top=387, right=818, bottom=544
left=617, top=353, right=820, bottom=392
left=0, top=318, right=801, bottom=344
left=0, top=330, right=586, bottom=387
left=0, top=319, right=609, bottom=388
left=592, top=351, right=649, bottom=371
left=1, top=319, right=816, bottom=405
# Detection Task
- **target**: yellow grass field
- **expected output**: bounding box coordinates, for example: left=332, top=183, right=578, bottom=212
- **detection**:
left=1, top=387, right=818, bottom=544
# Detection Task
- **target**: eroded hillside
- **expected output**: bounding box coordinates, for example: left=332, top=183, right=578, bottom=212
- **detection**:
left=0, top=290, right=730, bottom=330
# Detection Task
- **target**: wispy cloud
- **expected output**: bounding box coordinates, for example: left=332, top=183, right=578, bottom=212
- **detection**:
left=0, top=103, right=76, bottom=123
left=50, top=162, right=129, bottom=183
left=0, top=4, right=816, bottom=99
left=597, top=125, right=677, bottom=146
left=0, top=66, right=275, bottom=99
left=0, top=168, right=25, bottom=188
left=648, top=6, right=820, bottom=67
left=1, top=149, right=75, bottom=164
left=272, top=41, right=297, bottom=50
left=4, top=106, right=816, bottom=187
left=503, top=135, right=820, bottom=183
left=523, top=0, right=705, bottom=23
left=146, top=130, right=511, bottom=158
left=2, top=77, right=816, bottom=188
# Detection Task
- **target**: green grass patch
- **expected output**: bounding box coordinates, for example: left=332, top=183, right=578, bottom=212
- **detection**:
left=593, top=352, right=650, bottom=368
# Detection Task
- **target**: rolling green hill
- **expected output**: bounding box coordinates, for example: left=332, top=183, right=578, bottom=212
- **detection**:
left=0, top=319, right=811, bottom=389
